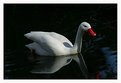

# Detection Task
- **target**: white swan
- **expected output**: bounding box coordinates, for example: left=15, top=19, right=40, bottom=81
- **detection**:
left=24, top=22, right=96, bottom=56
left=24, top=22, right=96, bottom=78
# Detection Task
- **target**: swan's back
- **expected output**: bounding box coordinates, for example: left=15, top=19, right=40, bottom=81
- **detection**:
left=26, top=31, right=73, bottom=47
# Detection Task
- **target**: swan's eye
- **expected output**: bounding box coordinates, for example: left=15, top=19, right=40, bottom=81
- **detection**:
left=83, top=25, right=87, bottom=27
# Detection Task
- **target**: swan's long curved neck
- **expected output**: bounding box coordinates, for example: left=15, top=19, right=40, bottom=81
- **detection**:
left=73, top=27, right=84, bottom=53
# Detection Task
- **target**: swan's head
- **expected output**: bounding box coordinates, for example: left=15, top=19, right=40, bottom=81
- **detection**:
left=80, top=22, right=96, bottom=36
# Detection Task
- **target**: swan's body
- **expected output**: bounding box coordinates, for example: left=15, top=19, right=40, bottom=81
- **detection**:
left=25, top=22, right=96, bottom=56
left=25, top=32, right=75, bottom=56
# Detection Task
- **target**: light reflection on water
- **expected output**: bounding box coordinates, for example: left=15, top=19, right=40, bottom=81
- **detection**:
left=28, top=52, right=89, bottom=78
left=30, top=55, right=72, bottom=74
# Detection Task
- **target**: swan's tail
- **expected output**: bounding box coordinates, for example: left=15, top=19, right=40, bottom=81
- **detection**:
left=24, top=33, right=32, bottom=39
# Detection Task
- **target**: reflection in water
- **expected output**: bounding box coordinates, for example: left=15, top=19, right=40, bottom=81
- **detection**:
left=30, top=56, right=72, bottom=74
left=29, top=53, right=89, bottom=78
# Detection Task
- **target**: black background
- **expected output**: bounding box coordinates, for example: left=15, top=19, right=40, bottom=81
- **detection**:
left=4, top=4, right=117, bottom=79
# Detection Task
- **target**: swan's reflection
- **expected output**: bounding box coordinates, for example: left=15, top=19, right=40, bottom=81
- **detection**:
left=29, top=53, right=89, bottom=78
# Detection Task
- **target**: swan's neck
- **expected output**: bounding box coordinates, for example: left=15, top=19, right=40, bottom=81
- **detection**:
left=73, top=27, right=84, bottom=53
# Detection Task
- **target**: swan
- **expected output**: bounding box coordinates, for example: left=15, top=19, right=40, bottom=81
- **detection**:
left=24, top=22, right=96, bottom=78
left=24, top=22, right=96, bottom=56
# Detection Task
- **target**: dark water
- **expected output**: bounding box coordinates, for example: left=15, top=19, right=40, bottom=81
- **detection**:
left=4, top=4, right=117, bottom=79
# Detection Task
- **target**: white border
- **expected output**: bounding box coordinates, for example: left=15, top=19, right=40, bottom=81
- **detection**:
left=1, top=0, right=120, bottom=83
left=1, top=0, right=118, bottom=3
left=0, top=0, right=3, bottom=81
